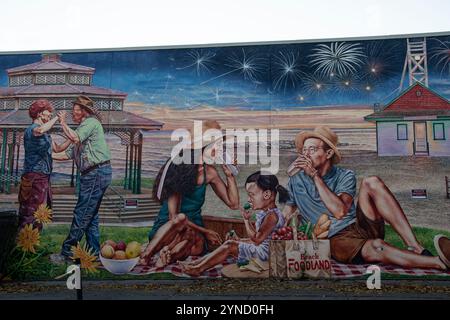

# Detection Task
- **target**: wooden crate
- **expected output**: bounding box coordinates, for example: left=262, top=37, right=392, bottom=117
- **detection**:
left=203, top=215, right=246, bottom=250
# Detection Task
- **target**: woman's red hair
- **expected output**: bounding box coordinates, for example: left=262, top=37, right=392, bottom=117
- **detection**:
left=28, top=100, right=54, bottom=120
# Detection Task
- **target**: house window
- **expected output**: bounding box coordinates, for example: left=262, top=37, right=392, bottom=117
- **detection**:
left=397, top=124, right=408, bottom=140
left=433, top=123, right=445, bottom=140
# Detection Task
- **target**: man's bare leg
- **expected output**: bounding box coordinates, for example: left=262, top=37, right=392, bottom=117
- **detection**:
left=361, top=239, right=446, bottom=270
left=358, top=176, right=424, bottom=254
left=181, top=240, right=239, bottom=276
left=141, top=214, right=189, bottom=264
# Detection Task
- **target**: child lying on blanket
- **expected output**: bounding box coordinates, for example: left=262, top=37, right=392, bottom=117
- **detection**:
left=180, top=171, right=287, bottom=276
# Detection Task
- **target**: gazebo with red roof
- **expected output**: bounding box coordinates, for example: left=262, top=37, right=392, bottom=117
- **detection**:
left=365, top=82, right=450, bottom=156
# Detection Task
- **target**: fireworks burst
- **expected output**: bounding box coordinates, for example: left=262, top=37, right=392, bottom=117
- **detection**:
left=301, top=73, right=329, bottom=96
left=330, top=72, right=362, bottom=95
left=361, top=41, right=399, bottom=83
left=201, top=49, right=266, bottom=85
left=176, top=50, right=216, bottom=75
left=430, top=38, right=450, bottom=76
left=309, top=42, right=366, bottom=78
left=272, top=51, right=304, bottom=92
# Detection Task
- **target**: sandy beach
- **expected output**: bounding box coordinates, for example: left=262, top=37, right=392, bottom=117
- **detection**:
left=124, top=102, right=376, bottom=130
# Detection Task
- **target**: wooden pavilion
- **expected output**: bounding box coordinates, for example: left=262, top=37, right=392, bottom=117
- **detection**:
left=0, top=53, right=163, bottom=195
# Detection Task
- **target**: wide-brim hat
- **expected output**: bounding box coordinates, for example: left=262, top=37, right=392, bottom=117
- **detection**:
left=72, top=95, right=102, bottom=122
left=295, top=126, right=341, bottom=164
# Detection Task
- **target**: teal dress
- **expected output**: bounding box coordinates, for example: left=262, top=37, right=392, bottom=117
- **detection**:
left=148, top=165, right=207, bottom=240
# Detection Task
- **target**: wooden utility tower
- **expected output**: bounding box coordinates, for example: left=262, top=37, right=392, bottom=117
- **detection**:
left=399, top=38, right=429, bottom=92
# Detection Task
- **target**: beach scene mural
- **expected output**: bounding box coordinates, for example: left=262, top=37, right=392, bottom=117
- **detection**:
left=0, top=33, right=449, bottom=281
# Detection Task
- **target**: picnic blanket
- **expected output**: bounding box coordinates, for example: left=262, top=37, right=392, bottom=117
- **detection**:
left=128, top=256, right=232, bottom=278
left=127, top=257, right=450, bottom=278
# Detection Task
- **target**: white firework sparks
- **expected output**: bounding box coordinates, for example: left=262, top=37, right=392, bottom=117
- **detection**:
left=176, top=50, right=216, bottom=75
left=331, top=72, right=362, bottom=95
left=201, top=49, right=266, bottom=85
left=301, top=73, right=329, bottom=96
left=361, top=41, right=398, bottom=82
left=309, top=42, right=366, bottom=78
left=272, top=51, right=304, bottom=91
left=430, top=38, right=450, bottom=76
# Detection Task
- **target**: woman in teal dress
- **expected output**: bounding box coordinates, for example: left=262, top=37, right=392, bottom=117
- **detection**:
left=140, top=121, right=240, bottom=267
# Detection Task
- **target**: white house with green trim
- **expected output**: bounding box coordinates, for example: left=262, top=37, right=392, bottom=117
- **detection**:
left=365, top=83, right=450, bottom=157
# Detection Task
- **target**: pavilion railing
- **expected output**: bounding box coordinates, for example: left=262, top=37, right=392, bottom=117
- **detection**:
left=104, top=185, right=125, bottom=219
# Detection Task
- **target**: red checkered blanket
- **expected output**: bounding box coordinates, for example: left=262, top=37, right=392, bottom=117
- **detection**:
left=331, top=261, right=450, bottom=278
left=128, top=256, right=228, bottom=278
left=128, top=257, right=450, bottom=278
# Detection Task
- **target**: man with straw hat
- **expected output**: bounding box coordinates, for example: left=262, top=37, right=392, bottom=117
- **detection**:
left=283, top=126, right=450, bottom=270
left=50, top=95, right=112, bottom=263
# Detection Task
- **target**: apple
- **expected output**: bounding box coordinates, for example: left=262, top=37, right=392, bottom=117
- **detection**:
left=125, top=241, right=141, bottom=259
left=113, top=250, right=127, bottom=260
left=102, top=240, right=117, bottom=250
left=101, top=244, right=115, bottom=259
left=116, top=241, right=127, bottom=251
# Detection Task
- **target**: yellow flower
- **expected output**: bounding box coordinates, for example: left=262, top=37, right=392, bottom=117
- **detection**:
left=33, top=204, right=53, bottom=225
left=71, top=243, right=99, bottom=273
left=16, top=224, right=40, bottom=253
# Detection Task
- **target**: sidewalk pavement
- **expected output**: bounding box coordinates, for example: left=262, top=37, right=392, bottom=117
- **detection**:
left=1, top=279, right=449, bottom=300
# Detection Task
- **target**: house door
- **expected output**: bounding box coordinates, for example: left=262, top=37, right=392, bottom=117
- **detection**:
left=414, top=122, right=428, bottom=155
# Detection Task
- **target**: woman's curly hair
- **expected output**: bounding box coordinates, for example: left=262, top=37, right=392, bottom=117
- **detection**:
left=28, top=99, right=54, bottom=120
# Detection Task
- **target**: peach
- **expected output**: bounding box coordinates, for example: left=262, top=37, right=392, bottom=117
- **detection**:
left=113, top=250, right=127, bottom=260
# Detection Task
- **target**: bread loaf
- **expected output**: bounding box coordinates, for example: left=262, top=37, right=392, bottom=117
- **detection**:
left=313, top=214, right=331, bottom=237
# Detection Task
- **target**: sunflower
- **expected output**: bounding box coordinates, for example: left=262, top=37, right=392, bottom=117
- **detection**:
left=71, top=243, right=99, bottom=273
left=16, top=224, right=40, bottom=253
left=33, top=204, right=53, bottom=225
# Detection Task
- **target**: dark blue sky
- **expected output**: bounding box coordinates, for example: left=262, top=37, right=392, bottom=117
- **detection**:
left=0, top=35, right=449, bottom=110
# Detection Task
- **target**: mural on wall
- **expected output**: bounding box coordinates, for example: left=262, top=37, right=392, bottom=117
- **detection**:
left=0, top=33, right=449, bottom=281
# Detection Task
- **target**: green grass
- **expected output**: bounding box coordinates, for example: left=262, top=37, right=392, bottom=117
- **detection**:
left=3, top=224, right=450, bottom=282
left=384, top=225, right=450, bottom=256
left=110, top=178, right=154, bottom=189
left=3, top=224, right=178, bottom=281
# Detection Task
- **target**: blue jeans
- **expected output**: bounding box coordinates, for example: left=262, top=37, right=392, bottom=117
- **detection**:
left=61, top=165, right=112, bottom=257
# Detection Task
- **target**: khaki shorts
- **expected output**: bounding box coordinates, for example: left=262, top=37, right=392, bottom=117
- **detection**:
left=330, top=204, right=385, bottom=264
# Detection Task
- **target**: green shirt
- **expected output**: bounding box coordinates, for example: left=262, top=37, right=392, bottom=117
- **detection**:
left=65, top=117, right=111, bottom=172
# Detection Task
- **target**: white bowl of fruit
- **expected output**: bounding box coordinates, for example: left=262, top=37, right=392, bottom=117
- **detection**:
left=99, top=240, right=141, bottom=274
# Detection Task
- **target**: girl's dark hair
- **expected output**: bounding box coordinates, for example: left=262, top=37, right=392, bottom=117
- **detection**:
left=152, top=148, right=203, bottom=203
left=245, top=171, right=290, bottom=204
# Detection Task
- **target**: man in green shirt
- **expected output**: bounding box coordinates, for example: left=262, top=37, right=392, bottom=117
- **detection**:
left=51, top=95, right=112, bottom=262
